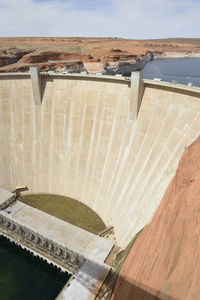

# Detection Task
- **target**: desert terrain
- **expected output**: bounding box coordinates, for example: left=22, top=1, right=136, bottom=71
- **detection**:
left=0, top=37, right=200, bottom=74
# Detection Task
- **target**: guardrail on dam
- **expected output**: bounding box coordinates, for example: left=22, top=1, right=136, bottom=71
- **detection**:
left=0, top=70, right=200, bottom=249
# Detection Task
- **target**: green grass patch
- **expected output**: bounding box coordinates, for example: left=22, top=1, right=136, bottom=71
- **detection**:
left=19, top=194, right=106, bottom=235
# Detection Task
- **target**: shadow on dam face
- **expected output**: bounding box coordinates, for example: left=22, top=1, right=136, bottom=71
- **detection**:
left=0, top=73, right=200, bottom=249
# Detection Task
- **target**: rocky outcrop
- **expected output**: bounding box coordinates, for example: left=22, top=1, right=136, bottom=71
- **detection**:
left=112, top=136, right=200, bottom=300
left=0, top=48, right=32, bottom=67
left=39, top=61, right=86, bottom=73
left=103, top=51, right=155, bottom=75
left=0, top=61, right=86, bottom=73
left=104, top=53, right=137, bottom=62
left=22, top=51, right=100, bottom=64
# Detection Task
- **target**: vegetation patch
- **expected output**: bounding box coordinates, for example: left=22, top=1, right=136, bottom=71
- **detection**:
left=19, top=194, right=106, bottom=235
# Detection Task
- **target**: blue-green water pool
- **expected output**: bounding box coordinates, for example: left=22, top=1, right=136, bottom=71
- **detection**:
left=0, top=236, right=70, bottom=300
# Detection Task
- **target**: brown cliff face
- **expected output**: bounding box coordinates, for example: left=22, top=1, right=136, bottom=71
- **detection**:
left=0, top=49, right=32, bottom=67
left=112, top=137, right=200, bottom=300
left=0, top=61, right=85, bottom=73
left=21, top=51, right=99, bottom=64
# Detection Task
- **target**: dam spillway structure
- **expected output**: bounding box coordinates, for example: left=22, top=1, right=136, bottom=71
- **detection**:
left=0, top=68, right=200, bottom=299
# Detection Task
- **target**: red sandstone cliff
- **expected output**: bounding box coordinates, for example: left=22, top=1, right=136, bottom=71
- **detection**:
left=112, top=136, right=200, bottom=300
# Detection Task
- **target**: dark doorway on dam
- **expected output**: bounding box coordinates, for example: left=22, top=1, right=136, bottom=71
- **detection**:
left=0, top=236, right=70, bottom=300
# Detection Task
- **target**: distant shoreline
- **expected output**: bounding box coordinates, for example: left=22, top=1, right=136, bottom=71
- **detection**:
left=103, top=51, right=200, bottom=75
left=153, top=51, right=200, bottom=59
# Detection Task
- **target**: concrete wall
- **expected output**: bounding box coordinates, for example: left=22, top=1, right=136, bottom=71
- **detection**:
left=0, top=74, right=200, bottom=247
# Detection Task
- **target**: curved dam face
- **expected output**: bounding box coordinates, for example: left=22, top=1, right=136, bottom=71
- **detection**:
left=0, top=73, right=200, bottom=247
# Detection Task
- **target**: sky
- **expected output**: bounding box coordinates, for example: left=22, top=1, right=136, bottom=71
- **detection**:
left=0, top=0, right=200, bottom=38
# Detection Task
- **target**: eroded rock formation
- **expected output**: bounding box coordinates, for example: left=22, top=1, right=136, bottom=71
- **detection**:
left=0, top=48, right=32, bottom=67
left=21, top=51, right=99, bottom=64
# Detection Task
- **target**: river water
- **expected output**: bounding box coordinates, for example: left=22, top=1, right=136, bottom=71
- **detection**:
left=0, top=236, right=70, bottom=300
left=142, top=57, right=200, bottom=87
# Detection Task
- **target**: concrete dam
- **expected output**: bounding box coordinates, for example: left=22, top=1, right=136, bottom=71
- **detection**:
left=0, top=70, right=200, bottom=298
